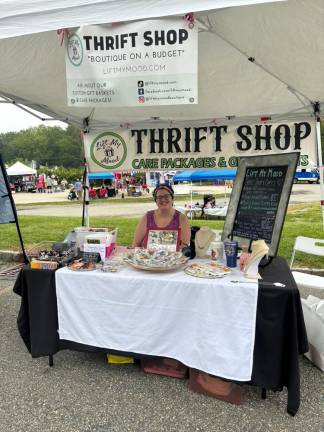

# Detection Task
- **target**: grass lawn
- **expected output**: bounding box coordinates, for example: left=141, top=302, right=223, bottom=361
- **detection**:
left=0, top=203, right=323, bottom=269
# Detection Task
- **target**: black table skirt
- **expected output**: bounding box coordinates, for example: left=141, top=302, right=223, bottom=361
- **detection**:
left=13, top=257, right=308, bottom=416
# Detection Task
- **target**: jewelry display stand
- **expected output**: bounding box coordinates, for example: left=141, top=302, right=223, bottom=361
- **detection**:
left=243, top=240, right=270, bottom=279
left=195, top=227, right=216, bottom=258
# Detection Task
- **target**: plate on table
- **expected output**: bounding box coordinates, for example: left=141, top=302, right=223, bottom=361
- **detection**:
left=185, top=263, right=231, bottom=278
left=68, top=261, right=96, bottom=271
left=123, top=248, right=189, bottom=272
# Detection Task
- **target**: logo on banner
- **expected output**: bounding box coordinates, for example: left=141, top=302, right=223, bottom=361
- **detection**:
left=67, top=34, right=83, bottom=66
left=90, top=132, right=127, bottom=169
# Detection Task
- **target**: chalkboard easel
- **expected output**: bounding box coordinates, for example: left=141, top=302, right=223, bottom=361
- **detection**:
left=222, top=152, right=299, bottom=257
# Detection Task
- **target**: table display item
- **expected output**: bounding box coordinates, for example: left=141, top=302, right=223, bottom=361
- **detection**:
left=244, top=240, right=269, bottom=279
left=64, top=226, right=117, bottom=249
left=239, top=245, right=251, bottom=271
left=123, top=248, right=188, bottom=271
left=27, top=241, right=77, bottom=267
left=30, top=260, right=58, bottom=270
left=185, top=263, right=231, bottom=279
left=68, top=260, right=96, bottom=271
left=189, top=226, right=200, bottom=259
left=146, top=228, right=180, bottom=252
left=189, top=369, right=246, bottom=405
left=99, top=257, right=124, bottom=273
left=224, top=240, right=238, bottom=268
left=194, top=227, right=216, bottom=258
left=210, top=241, right=224, bottom=261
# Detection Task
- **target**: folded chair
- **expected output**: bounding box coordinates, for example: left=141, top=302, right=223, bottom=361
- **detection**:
left=290, top=236, right=324, bottom=290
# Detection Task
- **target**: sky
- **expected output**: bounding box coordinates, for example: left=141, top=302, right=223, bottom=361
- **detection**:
left=0, top=104, right=67, bottom=133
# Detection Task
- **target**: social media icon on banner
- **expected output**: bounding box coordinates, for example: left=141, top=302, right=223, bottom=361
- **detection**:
left=138, top=88, right=144, bottom=95
left=138, top=96, right=145, bottom=103
left=137, top=80, right=144, bottom=87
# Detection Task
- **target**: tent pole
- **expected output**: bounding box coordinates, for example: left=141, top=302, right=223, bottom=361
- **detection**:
left=314, top=105, right=324, bottom=228
left=190, top=181, right=193, bottom=220
left=81, top=164, right=90, bottom=227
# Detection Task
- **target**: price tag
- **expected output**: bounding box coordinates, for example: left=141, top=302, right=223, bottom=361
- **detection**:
left=81, top=251, right=101, bottom=263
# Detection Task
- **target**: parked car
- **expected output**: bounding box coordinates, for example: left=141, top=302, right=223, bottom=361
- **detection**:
left=293, top=169, right=320, bottom=184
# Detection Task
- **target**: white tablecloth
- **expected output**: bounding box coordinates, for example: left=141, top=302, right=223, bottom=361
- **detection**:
left=204, top=205, right=228, bottom=217
left=56, top=261, right=258, bottom=381
left=174, top=206, right=202, bottom=217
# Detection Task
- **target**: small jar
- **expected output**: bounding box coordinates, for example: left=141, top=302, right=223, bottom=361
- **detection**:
left=239, top=245, right=251, bottom=272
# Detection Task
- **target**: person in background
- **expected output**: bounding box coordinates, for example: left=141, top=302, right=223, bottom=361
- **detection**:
left=98, top=185, right=106, bottom=199
left=45, top=176, right=53, bottom=193
left=74, top=179, right=83, bottom=200
left=132, top=184, right=191, bottom=249
left=60, top=178, right=68, bottom=191
left=52, top=177, right=58, bottom=192
left=36, top=177, right=45, bottom=193
left=89, top=186, right=97, bottom=199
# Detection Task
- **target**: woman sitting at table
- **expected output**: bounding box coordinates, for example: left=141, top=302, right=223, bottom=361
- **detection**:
left=133, top=184, right=191, bottom=250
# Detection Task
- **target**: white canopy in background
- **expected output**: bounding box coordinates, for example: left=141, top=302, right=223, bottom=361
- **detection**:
left=0, top=0, right=323, bottom=131
left=6, top=161, right=37, bottom=176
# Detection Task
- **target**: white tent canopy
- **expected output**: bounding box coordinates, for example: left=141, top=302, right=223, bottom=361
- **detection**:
left=6, top=161, right=37, bottom=176
left=0, top=0, right=323, bottom=131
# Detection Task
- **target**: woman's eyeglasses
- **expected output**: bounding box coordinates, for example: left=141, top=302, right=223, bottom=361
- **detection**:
left=156, top=194, right=171, bottom=201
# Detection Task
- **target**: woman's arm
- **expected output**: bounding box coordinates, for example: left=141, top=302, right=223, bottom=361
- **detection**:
left=132, top=214, right=147, bottom=247
left=179, top=213, right=191, bottom=246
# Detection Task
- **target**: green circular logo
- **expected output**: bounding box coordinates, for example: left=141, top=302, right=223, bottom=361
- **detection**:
left=90, top=132, right=127, bottom=170
left=67, top=33, right=83, bottom=66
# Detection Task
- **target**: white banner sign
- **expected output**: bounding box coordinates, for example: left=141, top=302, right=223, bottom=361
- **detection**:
left=84, top=120, right=317, bottom=172
left=65, top=19, right=198, bottom=107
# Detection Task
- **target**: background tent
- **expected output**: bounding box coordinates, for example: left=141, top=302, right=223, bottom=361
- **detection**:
left=88, top=172, right=114, bottom=181
left=6, top=161, right=37, bottom=176
left=173, top=169, right=236, bottom=182
left=173, top=169, right=237, bottom=213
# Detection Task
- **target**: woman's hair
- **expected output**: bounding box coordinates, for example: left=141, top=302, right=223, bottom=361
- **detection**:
left=152, top=184, right=174, bottom=201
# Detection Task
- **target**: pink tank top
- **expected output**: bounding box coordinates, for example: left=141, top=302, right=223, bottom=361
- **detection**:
left=142, top=210, right=181, bottom=249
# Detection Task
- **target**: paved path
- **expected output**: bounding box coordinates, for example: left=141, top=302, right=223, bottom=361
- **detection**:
left=0, top=273, right=323, bottom=432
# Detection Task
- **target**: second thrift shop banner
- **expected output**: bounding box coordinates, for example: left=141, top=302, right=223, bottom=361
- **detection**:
left=83, top=119, right=317, bottom=172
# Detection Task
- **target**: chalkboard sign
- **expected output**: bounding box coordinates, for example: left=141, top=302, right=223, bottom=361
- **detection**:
left=222, top=152, right=299, bottom=256
left=232, top=166, right=288, bottom=242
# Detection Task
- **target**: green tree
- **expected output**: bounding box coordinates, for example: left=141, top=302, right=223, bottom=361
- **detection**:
left=0, top=125, right=83, bottom=168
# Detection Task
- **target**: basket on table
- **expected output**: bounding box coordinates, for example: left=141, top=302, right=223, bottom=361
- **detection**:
left=27, top=241, right=77, bottom=267
left=26, top=241, right=57, bottom=261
